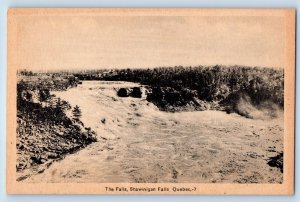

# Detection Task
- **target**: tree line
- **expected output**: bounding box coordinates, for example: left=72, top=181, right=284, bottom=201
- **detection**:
left=98, top=65, right=284, bottom=107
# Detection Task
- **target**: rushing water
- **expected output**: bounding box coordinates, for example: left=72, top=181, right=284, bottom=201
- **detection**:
left=25, top=81, right=283, bottom=183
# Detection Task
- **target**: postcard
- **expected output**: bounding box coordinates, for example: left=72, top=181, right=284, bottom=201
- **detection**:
left=7, top=8, right=295, bottom=194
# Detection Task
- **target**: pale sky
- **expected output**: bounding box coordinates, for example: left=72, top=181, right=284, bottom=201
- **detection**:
left=16, top=15, right=285, bottom=70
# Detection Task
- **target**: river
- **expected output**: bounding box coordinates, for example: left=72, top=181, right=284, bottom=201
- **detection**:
left=25, top=81, right=283, bottom=183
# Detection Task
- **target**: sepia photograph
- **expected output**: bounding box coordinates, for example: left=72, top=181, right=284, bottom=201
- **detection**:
left=6, top=8, right=295, bottom=194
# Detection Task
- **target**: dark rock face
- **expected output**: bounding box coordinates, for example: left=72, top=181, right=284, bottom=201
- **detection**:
left=117, top=88, right=130, bottom=97
left=146, top=87, right=180, bottom=110
left=131, top=87, right=142, bottom=98
left=146, top=86, right=209, bottom=112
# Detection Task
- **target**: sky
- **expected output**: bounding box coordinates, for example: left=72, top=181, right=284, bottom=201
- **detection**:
left=14, top=14, right=285, bottom=70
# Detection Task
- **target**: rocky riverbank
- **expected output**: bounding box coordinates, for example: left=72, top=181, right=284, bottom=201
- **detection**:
left=16, top=77, right=97, bottom=181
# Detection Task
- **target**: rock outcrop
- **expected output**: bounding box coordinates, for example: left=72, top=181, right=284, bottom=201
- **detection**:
left=117, top=88, right=130, bottom=97
left=131, top=87, right=142, bottom=98
left=146, top=87, right=210, bottom=112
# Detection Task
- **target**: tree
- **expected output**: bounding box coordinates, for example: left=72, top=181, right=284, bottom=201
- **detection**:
left=72, top=105, right=82, bottom=121
left=39, top=88, right=50, bottom=102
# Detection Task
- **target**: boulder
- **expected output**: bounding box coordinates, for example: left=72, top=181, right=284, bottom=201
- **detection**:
left=46, top=152, right=59, bottom=159
left=131, top=87, right=142, bottom=98
left=117, top=88, right=130, bottom=97
left=267, top=152, right=283, bottom=173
